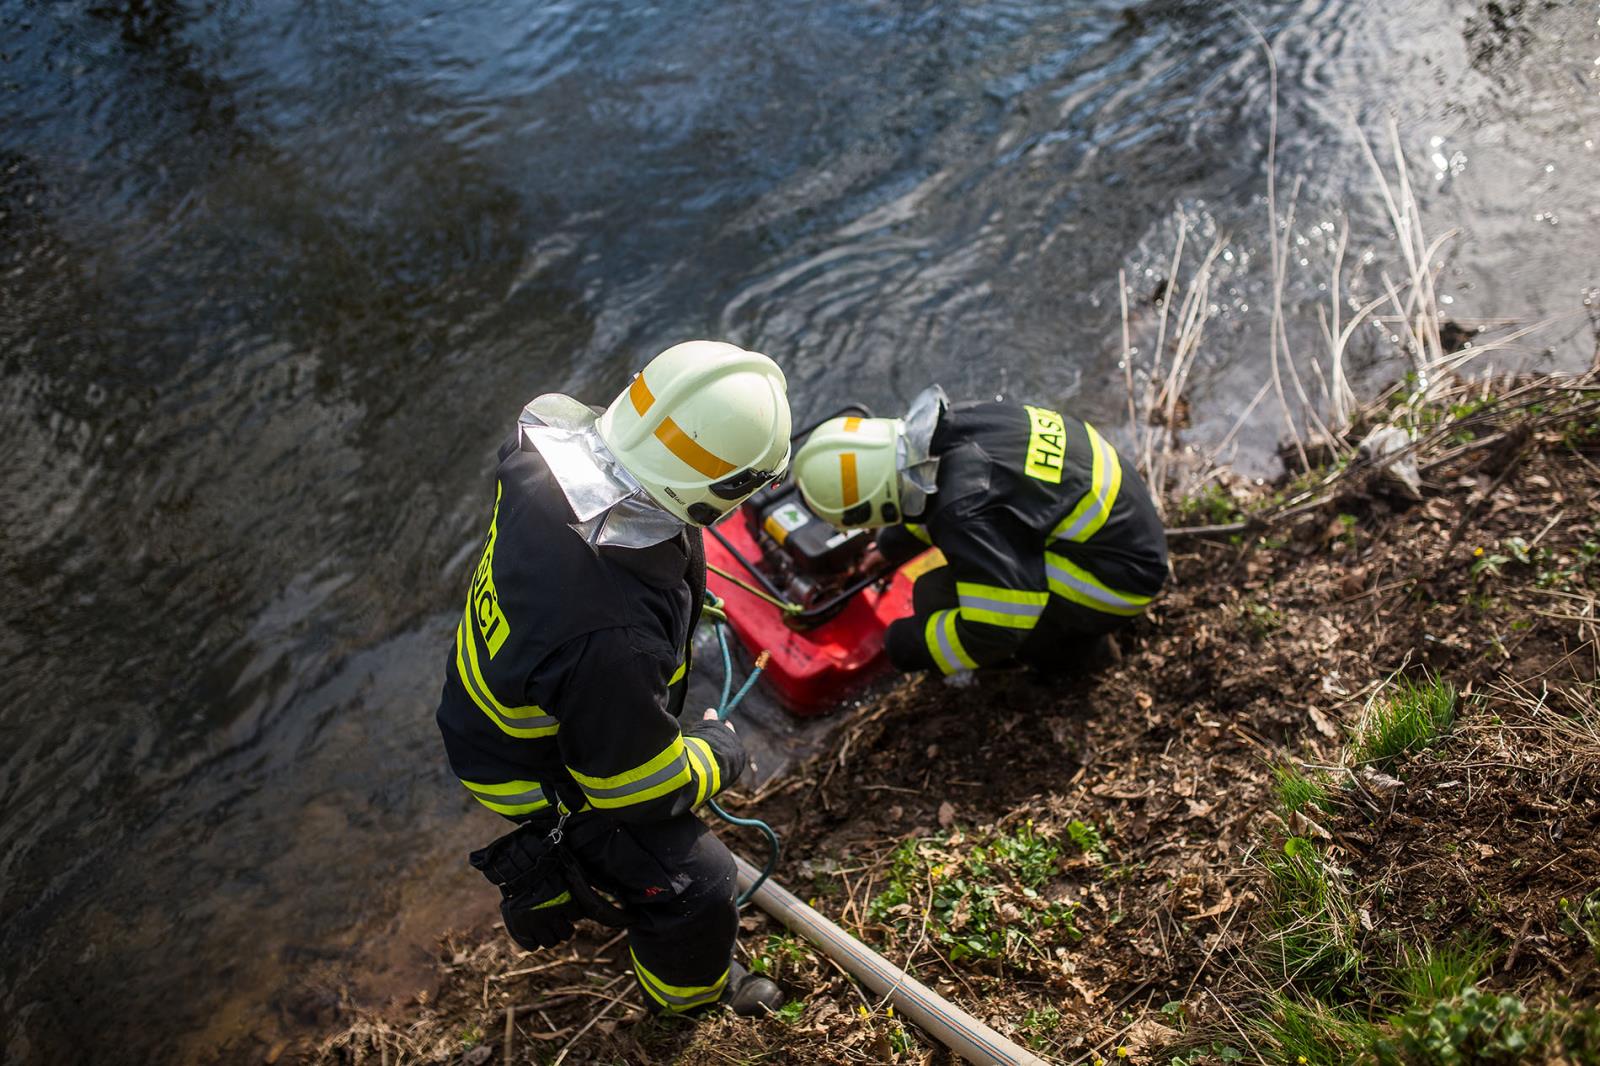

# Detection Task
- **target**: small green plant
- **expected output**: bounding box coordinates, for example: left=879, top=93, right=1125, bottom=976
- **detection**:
left=1559, top=889, right=1600, bottom=960
left=1243, top=600, right=1283, bottom=640
left=1273, top=762, right=1334, bottom=819
left=988, top=821, right=1061, bottom=887
left=1020, top=1005, right=1063, bottom=1050
left=1353, top=676, right=1457, bottom=766
left=869, top=826, right=1080, bottom=966
left=1336, top=512, right=1360, bottom=550
left=749, top=933, right=812, bottom=978
left=1178, top=482, right=1242, bottom=526
left=1470, top=546, right=1511, bottom=579
left=1066, top=819, right=1105, bottom=859
left=1383, top=987, right=1538, bottom=1064
left=774, top=1000, right=806, bottom=1024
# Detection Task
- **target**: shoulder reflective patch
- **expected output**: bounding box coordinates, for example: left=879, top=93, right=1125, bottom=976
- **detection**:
left=1022, top=405, right=1067, bottom=484
left=471, top=482, right=510, bottom=658
left=898, top=547, right=946, bottom=584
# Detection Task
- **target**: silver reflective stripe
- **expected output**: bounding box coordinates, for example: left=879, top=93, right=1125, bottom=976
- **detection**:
left=1055, top=432, right=1112, bottom=541
left=464, top=782, right=547, bottom=808
left=685, top=741, right=715, bottom=802
left=1045, top=557, right=1148, bottom=612
left=933, top=610, right=971, bottom=673
left=632, top=948, right=729, bottom=1010
left=957, top=590, right=1046, bottom=620
left=457, top=629, right=560, bottom=735
left=579, top=752, right=691, bottom=803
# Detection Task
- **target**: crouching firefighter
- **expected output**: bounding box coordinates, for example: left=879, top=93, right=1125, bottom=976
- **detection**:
left=435, top=341, right=788, bottom=1017
left=792, top=387, right=1168, bottom=678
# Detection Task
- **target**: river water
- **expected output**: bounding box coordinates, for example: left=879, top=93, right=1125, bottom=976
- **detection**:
left=2, top=1, right=1596, bottom=1062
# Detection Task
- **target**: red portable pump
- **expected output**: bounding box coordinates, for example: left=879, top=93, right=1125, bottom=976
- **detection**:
left=704, top=471, right=941, bottom=717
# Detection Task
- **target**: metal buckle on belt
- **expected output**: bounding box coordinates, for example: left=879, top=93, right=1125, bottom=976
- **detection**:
left=545, top=810, right=570, bottom=845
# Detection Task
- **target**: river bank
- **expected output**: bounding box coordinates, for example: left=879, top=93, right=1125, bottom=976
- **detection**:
left=290, top=360, right=1600, bottom=1065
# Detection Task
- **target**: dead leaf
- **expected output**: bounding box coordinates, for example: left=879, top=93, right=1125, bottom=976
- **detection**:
left=1308, top=706, right=1339, bottom=738
left=1189, top=888, right=1235, bottom=920
left=937, top=801, right=956, bottom=827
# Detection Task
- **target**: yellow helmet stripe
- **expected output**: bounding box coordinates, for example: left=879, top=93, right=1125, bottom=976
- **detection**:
left=839, top=452, right=859, bottom=506
left=629, top=373, right=737, bottom=478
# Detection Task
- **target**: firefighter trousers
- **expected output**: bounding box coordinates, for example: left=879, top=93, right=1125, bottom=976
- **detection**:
left=554, top=808, right=738, bottom=1013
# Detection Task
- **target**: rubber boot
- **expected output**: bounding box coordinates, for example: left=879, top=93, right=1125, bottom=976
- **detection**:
left=723, top=960, right=784, bottom=1017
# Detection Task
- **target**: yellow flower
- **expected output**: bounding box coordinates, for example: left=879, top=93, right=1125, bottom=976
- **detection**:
left=1117, top=1048, right=1130, bottom=1059
left=1474, top=546, right=1484, bottom=556
left=858, top=1005, right=870, bottom=1019
left=1298, top=1057, right=1309, bottom=1065
left=886, top=1005, right=895, bottom=1018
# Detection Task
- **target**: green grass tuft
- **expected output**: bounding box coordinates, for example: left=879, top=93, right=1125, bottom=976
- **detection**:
left=1253, top=993, right=1379, bottom=1066
left=1273, top=762, right=1335, bottom=820
left=1353, top=676, right=1457, bottom=766
left=1387, top=938, right=1494, bottom=1007
left=1262, top=837, right=1364, bottom=998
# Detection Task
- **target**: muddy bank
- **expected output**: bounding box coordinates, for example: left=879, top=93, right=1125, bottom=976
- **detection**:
left=294, top=370, right=1600, bottom=1066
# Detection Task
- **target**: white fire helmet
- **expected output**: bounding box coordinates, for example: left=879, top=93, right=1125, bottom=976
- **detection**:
left=792, top=416, right=905, bottom=529
left=596, top=341, right=792, bottom=526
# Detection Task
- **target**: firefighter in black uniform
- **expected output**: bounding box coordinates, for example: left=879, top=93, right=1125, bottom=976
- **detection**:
left=436, top=341, right=790, bottom=1016
left=791, top=386, right=1167, bottom=676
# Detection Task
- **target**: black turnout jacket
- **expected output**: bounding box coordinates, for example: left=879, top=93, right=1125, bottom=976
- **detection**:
left=436, top=426, right=744, bottom=823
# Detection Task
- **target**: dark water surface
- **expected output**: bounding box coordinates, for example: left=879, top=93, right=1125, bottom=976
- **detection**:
left=2, top=0, right=1596, bottom=1061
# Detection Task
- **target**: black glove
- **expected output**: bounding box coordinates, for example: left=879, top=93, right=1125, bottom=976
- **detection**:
left=470, top=823, right=580, bottom=952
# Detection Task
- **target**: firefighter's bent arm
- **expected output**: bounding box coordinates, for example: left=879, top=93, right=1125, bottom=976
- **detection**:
left=556, top=629, right=746, bottom=821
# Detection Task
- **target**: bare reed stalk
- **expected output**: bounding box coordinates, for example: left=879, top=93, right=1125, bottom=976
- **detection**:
left=1150, top=238, right=1226, bottom=503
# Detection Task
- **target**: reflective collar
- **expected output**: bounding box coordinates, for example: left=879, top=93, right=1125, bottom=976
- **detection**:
left=518, top=394, right=685, bottom=549
left=898, top=384, right=947, bottom=519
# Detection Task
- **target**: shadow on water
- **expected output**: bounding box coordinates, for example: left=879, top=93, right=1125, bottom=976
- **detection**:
left=1, top=0, right=1597, bottom=1061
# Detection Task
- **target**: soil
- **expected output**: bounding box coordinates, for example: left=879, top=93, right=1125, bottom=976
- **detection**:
left=292, top=375, right=1600, bottom=1066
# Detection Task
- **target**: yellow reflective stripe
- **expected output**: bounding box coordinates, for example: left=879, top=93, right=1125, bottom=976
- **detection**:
left=839, top=452, right=859, bottom=506
left=924, top=609, right=976, bottom=675
left=669, top=660, right=687, bottom=686
left=631, top=948, right=728, bottom=1011
left=459, top=777, right=552, bottom=816
left=904, top=523, right=933, bottom=546
left=532, top=890, right=571, bottom=911
left=685, top=736, right=719, bottom=806
left=1052, top=422, right=1123, bottom=543
left=956, top=581, right=1048, bottom=629
left=629, top=374, right=737, bottom=478
left=454, top=620, right=561, bottom=738
left=568, top=737, right=692, bottom=809
left=1044, top=552, right=1153, bottom=617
